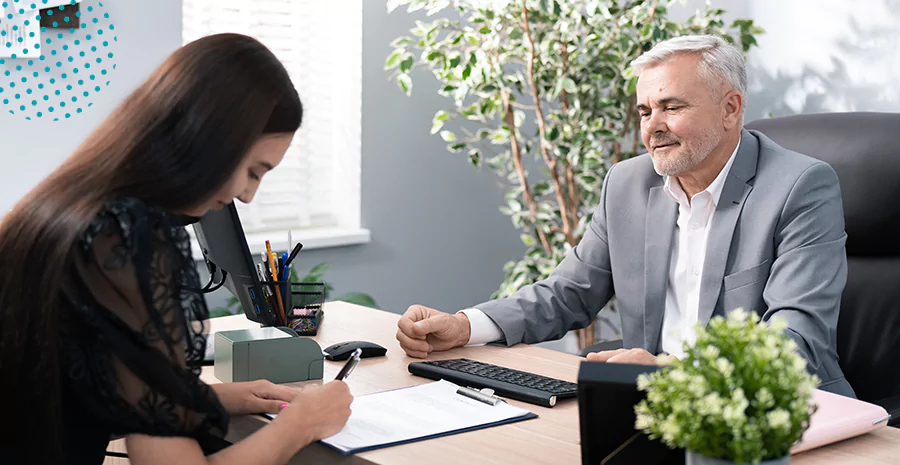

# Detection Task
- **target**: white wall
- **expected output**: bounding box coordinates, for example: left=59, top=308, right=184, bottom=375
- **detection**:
left=614, top=0, right=900, bottom=119
left=745, top=0, right=900, bottom=119
left=0, top=0, right=183, bottom=216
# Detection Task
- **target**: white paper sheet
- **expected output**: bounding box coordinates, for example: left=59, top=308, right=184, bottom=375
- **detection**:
left=267, top=380, right=535, bottom=453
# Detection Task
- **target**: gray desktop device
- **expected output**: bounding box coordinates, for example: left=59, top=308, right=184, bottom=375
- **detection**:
left=214, top=327, right=324, bottom=383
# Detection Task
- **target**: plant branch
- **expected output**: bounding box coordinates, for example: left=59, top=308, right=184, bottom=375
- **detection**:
left=559, top=40, right=580, bottom=238
left=522, top=6, right=575, bottom=246
left=559, top=42, right=571, bottom=114
left=565, top=162, right=579, bottom=238
left=648, top=0, right=659, bottom=21
left=502, top=89, right=552, bottom=255
left=509, top=101, right=538, bottom=111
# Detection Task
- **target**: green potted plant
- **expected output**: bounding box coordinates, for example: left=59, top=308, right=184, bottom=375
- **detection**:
left=634, top=309, right=819, bottom=464
left=385, top=0, right=762, bottom=346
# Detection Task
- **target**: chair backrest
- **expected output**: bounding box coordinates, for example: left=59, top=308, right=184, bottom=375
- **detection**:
left=746, top=112, right=900, bottom=403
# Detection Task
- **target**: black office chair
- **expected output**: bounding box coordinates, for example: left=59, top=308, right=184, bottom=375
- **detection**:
left=747, top=112, right=900, bottom=425
left=579, top=112, right=900, bottom=426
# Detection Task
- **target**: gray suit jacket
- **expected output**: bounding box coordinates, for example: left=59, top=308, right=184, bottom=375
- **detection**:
left=478, top=129, right=855, bottom=397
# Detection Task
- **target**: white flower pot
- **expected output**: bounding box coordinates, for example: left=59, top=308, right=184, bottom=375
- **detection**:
left=686, top=450, right=790, bottom=465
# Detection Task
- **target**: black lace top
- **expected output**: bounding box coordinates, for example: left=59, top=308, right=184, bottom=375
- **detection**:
left=59, top=198, right=228, bottom=463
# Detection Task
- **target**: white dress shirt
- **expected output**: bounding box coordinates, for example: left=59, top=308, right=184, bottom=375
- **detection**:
left=461, top=139, right=741, bottom=355
left=659, top=139, right=740, bottom=358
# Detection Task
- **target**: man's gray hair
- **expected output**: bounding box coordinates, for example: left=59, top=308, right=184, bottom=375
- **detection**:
left=630, top=35, right=747, bottom=100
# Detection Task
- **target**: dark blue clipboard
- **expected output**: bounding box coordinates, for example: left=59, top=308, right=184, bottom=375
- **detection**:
left=317, top=382, right=539, bottom=456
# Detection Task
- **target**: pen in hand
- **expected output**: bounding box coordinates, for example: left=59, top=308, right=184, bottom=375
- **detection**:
left=334, top=348, right=362, bottom=381
left=276, top=346, right=359, bottom=414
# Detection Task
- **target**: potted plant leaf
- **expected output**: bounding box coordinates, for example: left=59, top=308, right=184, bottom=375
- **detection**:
left=635, top=309, right=819, bottom=464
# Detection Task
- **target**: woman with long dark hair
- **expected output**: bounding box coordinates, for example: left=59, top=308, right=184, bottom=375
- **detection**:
left=0, top=33, right=352, bottom=464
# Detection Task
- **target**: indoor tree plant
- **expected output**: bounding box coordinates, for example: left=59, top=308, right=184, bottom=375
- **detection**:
left=385, top=0, right=763, bottom=347
left=635, top=309, right=819, bottom=464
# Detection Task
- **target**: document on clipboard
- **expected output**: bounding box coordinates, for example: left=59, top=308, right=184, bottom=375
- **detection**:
left=268, top=379, right=537, bottom=455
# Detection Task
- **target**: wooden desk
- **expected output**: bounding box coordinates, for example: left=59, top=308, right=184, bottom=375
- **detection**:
left=191, top=302, right=900, bottom=464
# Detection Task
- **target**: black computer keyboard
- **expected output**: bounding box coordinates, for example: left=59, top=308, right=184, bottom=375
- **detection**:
left=408, top=358, right=577, bottom=407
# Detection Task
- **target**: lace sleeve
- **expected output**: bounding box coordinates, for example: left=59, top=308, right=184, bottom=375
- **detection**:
left=63, top=198, right=227, bottom=441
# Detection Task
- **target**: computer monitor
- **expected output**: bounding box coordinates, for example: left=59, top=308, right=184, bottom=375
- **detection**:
left=192, top=203, right=277, bottom=326
left=577, top=361, right=683, bottom=465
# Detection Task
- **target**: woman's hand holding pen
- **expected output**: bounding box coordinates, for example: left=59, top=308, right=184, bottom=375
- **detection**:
left=273, top=381, right=353, bottom=441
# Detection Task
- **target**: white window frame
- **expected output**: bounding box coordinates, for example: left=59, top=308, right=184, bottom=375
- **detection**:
left=182, top=0, right=369, bottom=258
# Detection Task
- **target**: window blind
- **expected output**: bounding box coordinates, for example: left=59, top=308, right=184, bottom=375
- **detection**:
left=182, top=0, right=362, bottom=234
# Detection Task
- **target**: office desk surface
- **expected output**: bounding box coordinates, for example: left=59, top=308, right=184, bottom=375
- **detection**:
left=199, top=303, right=900, bottom=465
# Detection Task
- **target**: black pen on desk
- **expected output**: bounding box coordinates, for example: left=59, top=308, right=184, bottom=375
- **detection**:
left=334, top=348, right=362, bottom=381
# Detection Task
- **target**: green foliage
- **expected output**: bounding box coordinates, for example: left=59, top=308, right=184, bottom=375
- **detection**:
left=635, top=310, right=818, bottom=462
left=211, top=263, right=379, bottom=317
left=385, top=0, right=763, bottom=298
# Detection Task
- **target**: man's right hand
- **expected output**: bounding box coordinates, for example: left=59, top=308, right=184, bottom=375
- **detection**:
left=396, top=305, right=471, bottom=358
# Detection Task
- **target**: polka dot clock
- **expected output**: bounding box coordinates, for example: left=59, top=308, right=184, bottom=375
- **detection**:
left=0, top=0, right=118, bottom=120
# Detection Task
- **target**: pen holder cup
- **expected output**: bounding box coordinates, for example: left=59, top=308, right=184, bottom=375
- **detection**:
left=260, top=280, right=326, bottom=336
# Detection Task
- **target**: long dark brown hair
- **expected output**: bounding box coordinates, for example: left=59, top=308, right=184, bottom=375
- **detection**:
left=0, top=33, right=302, bottom=462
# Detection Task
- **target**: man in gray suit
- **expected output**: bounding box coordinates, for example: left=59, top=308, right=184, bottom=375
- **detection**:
left=396, top=35, right=854, bottom=397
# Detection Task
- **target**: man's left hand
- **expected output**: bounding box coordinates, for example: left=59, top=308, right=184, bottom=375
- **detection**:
left=212, top=380, right=301, bottom=415
left=586, top=348, right=661, bottom=366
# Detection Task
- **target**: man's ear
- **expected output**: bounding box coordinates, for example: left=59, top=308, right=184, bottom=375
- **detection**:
left=722, top=90, right=743, bottom=130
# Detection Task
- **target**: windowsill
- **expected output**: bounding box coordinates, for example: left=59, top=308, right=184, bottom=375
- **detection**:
left=191, top=227, right=371, bottom=260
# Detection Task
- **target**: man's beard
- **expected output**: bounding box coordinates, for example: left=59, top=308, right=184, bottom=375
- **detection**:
left=649, top=130, right=722, bottom=177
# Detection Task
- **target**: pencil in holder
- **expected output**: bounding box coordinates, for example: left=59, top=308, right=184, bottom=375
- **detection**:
left=258, top=280, right=325, bottom=334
